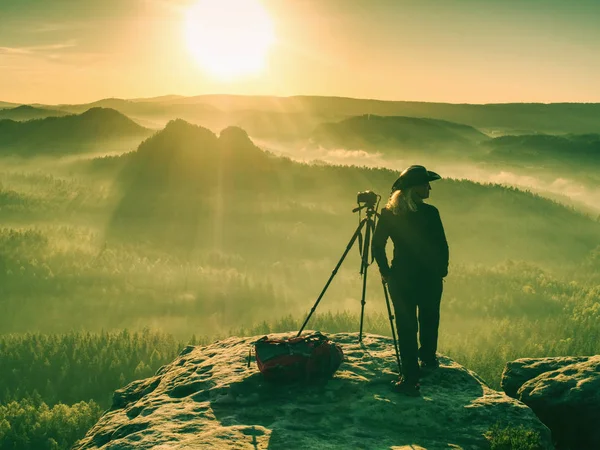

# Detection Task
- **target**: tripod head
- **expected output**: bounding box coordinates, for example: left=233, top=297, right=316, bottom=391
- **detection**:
left=352, top=190, right=381, bottom=217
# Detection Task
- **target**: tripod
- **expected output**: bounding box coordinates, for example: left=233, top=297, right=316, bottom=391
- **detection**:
left=296, top=200, right=402, bottom=374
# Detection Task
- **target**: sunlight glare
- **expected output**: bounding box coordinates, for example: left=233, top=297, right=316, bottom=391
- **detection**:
left=184, top=0, right=275, bottom=80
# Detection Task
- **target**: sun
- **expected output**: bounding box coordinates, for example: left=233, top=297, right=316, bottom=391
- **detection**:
left=184, top=0, right=275, bottom=80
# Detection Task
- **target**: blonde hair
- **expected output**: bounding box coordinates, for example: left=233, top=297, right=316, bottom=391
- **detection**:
left=386, top=188, right=419, bottom=214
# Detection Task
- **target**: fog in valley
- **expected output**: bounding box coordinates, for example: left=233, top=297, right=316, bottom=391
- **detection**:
left=1, top=97, right=599, bottom=340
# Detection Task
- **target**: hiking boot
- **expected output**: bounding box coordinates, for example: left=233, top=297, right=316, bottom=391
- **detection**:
left=391, top=378, right=421, bottom=396
left=419, top=358, right=440, bottom=377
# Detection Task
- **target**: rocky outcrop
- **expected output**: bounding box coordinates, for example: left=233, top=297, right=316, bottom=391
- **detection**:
left=502, top=355, right=600, bottom=449
left=501, top=356, right=591, bottom=398
left=74, top=333, right=552, bottom=450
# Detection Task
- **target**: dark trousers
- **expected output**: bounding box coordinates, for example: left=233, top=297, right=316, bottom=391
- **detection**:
left=387, top=275, right=443, bottom=383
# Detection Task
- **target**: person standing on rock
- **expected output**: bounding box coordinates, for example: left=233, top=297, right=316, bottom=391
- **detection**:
left=372, top=165, right=449, bottom=396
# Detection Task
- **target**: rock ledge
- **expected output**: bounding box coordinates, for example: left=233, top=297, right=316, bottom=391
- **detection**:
left=75, top=333, right=552, bottom=450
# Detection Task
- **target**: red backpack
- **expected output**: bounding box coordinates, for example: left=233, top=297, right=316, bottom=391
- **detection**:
left=252, top=332, right=344, bottom=383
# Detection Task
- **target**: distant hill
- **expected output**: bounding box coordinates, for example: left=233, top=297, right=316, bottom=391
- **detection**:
left=115, top=119, right=275, bottom=192
left=53, top=98, right=220, bottom=122
left=129, top=95, right=186, bottom=103
left=26, top=95, right=600, bottom=137
left=0, top=107, right=151, bottom=156
left=141, top=95, right=600, bottom=135
left=485, top=133, right=600, bottom=166
left=32, top=95, right=600, bottom=136
left=0, top=105, right=68, bottom=121
left=103, top=119, right=600, bottom=267
left=109, top=120, right=278, bottom=246
left=311, top=115, right=489, bottom=152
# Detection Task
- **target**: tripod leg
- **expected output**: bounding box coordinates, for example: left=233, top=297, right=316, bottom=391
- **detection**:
left=358, top=218, right=373, bottom=342
left=382, top=280, right=402, bottom=375
left=297, top=219, right=367, bottom=337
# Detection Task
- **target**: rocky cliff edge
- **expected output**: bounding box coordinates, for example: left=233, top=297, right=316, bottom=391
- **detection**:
left=74, top=333, right=552, bottom=450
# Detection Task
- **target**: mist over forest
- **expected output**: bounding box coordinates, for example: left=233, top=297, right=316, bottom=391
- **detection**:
left=0, top=95, right=599, bottom=449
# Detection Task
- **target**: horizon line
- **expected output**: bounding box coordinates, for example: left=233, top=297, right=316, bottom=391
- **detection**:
left=2, top=93, right=600, bottom=108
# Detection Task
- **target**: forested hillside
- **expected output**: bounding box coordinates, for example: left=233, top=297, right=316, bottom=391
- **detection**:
left=0, top=108, right=151, bottom=156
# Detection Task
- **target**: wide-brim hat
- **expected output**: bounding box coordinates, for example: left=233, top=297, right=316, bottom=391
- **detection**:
left=391, top=165, right=441, bottom=192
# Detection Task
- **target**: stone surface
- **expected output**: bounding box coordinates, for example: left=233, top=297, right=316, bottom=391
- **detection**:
left=501, top=356, right=591, bottom=398
left=504, top=355, right=600, bottom=450
left=74, top=333, right=552, bottom=450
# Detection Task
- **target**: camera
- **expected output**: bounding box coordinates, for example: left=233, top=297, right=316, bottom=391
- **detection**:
left=356, top=190, right=378, bottom=207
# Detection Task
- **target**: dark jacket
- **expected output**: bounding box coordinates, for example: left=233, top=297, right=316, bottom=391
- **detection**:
left=372, top=203, right=449, bottom=279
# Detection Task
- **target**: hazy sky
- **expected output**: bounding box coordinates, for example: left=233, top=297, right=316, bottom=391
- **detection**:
left=1, top=0, right=600, bottom=104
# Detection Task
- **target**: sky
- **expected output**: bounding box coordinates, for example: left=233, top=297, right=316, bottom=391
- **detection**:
left=1, top=0, right=600, bottom=105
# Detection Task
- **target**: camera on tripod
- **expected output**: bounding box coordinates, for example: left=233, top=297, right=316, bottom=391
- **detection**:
left=297, top=187, right=401, bottom=372
left=356, top=190, right=378, bottom=208
left=353, top=190, right=380, bottom=215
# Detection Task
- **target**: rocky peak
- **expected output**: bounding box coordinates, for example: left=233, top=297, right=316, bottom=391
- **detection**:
left=74, top=333, right=552, bottom=449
